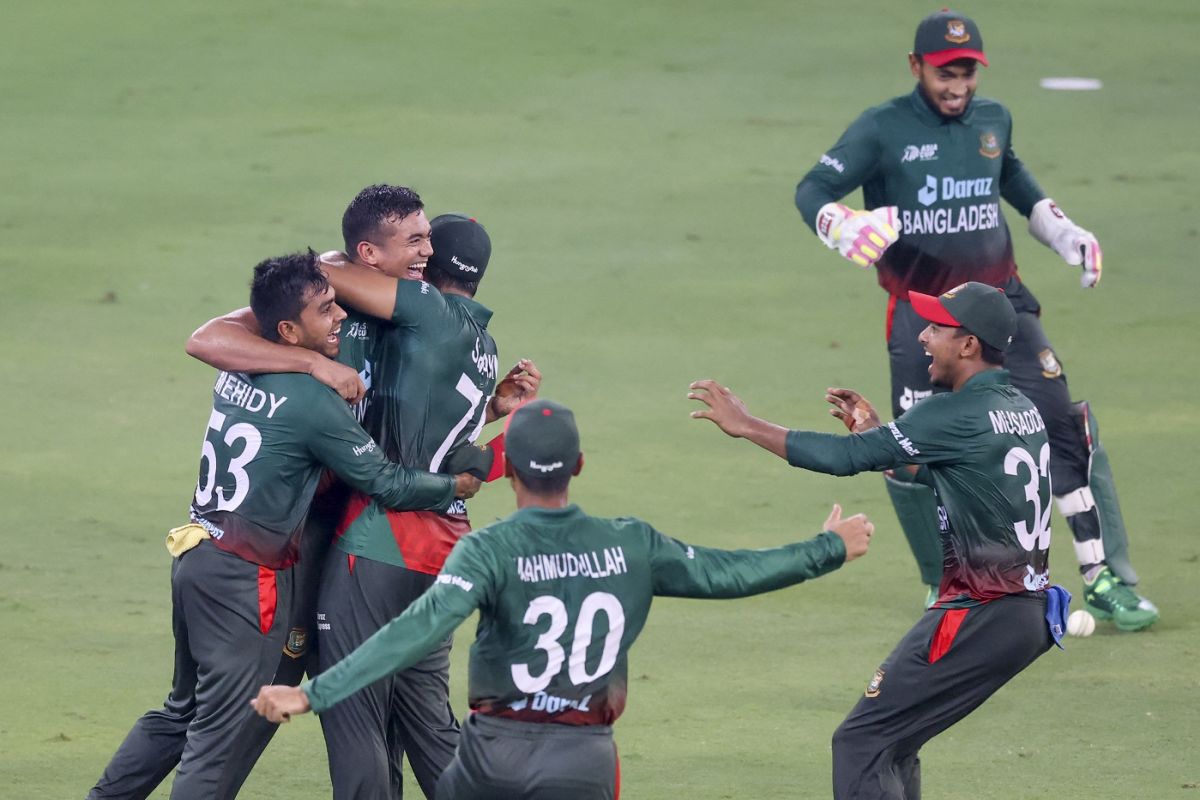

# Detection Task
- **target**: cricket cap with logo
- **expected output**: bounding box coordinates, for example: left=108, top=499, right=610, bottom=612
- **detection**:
left=429, top=213, right=491, bottom=280
left=505, top=399, right=581, bottom=480
left=914, top=9, right=988, bottom=67
left=908, top=281, right=1016, bottom=351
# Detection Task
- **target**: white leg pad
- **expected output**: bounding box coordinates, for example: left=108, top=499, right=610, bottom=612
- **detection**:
left=1055, top=487, right=1096, bottom=517
left=1074, top=537, right=1106, bottom=567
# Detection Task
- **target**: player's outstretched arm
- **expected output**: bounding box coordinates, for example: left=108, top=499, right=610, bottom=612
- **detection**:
left=317, top=251, right=400, bottom=321
left=251, top=685, right=310, bottom=724
left=687, top=379, right=789, bottom=459
left=825, top=387, right=883, bottom=433
left=186, top=307, right=365, bottom=403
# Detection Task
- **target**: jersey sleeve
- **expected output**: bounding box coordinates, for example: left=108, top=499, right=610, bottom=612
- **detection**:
left=646, top=525, right=846, bottom=599
left=998, top=108, right=1046, bottom=217
left=795, top=110, right=883, bottom=229
left=303, top=388, right=456, bottom=511
left=784, top=394, right=966, bottom=475
left=389, top=279, right=451, bottom=328
left=303, top=535, right=492, bottom=713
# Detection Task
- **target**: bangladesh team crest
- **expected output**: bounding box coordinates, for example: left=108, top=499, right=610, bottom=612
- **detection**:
left=864, top=667, right=886, bottom=698
left=283, top=626, right=309, bottom=659
left=945, top=20, right=971, bottom=44
left=979, top=131, right=1001, bottom=159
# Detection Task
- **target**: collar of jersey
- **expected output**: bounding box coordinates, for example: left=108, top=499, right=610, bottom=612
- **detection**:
left=447, top=293, right=494, bottom=326
left=512, top=504, right=584, bottom=524
left=961, top=367, right=1010, bottom=390
left=909, top=86, right=977, bottom=127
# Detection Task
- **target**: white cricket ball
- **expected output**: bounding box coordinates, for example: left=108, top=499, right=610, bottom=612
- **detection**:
left=1067, top=609, right=1096, bottom=637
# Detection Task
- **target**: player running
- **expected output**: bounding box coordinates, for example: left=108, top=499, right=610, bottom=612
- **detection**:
left=793, top=8, right=1156, bottom=629
left=691, top=281, right=1071, bottom=797
left=86, top=252, right=479, bottom=800
left=251, top=399, right=875, bottom=800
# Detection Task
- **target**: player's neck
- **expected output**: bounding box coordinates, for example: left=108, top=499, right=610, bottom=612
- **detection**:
left=951, top=361, right=999, bottom=391
left=514, top=487, right=571, bottom=510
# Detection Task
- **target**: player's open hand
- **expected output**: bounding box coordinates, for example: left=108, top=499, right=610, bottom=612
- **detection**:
left=310, top=357, right=366, bottom=404
left=250, top=685, right=311, bottom=724
left=454, top=473, right=483, bottom=500
left=688, top=380, right=754, bottom=439
left=825, top=387, right=881, bottom=433
left=490, top=359, right=542, bottom=420
left=825, top=503, right=874, bottom=562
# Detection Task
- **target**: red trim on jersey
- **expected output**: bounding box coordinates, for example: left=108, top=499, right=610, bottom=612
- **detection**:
left=385, top=510, right=472, bottom=575
left=885, top=294, right=898, bottom=341
left=484, top=433, right=506, bottom=482
left=615, top=751, right=621, bottom=800
left=347, top=554, right=356, bottom=573
left=929, top=608, right=969, bottom=663
left=257, top=566, right=277, bottom=635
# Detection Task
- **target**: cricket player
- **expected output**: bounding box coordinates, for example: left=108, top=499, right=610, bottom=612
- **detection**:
left=251, top=399, right=876, bottom=800
left=87, top=252, right=480, bottom=800
left=314, top=212, right=538, bottom=800
left=690, top=281, right=1072, bottom=798
left=793, top=9, right=1157, bottom=630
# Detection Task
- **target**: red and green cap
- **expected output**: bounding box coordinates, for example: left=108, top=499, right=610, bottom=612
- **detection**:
left=909, top=281, right=1015, bottom=351
left=505, top=399, right=580, bottom=479
left=914, top=9, right=988, bottom=67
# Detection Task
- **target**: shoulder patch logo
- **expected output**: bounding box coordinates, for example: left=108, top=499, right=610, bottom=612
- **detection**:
left=945, top=20, right=970, bottom=44
left=979, top=131, right=1002, bottom=159
left=1038, top=348, right=1062, bottom=378
left=865, top=667, right=886, bottom=698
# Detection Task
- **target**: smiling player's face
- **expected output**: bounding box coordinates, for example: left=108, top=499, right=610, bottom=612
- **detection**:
left=291, top=284, right=347, bottom=358
left=910, top=56, right=978, bottom=117
left=368, top=211, right=433, bottom=281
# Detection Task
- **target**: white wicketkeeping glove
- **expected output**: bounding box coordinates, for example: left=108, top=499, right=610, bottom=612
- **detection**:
left=1028, top=198, right=1103, bottom=288
left=815, top=203, right=900, bottom=268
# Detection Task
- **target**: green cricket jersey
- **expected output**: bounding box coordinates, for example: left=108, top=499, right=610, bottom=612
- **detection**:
left=784, top=369, right=1051, bottom=607
left=334, top=308, right=380, bottom=425
left=337, top=278, right=499, bottom=568
left=188, top=370, right=455, bottom=569
left=795, top=87, right=1046, bottom=298
left=305, top=504, right=847, bottom=723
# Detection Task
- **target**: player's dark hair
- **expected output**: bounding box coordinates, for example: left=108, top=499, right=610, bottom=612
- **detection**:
left=250, top=250, right=329, bottom=343
left=342, top=184, right=424, bottom=254
left=955, top=328, right=1006, bottom=366
left=513, top=466, right=572, bottom=495
left=426, top=264, right=480, bottom=298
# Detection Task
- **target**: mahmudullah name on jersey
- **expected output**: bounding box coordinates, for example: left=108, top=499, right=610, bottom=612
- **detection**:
left=988, top=407, right=1046, bottom=437
left=516, top=547, right=628, bottom=584
left=213, top=371, right=288, bottom=418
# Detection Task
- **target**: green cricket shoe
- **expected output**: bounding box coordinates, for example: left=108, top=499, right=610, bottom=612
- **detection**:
left=1083, top=567, right=1159, bottom=632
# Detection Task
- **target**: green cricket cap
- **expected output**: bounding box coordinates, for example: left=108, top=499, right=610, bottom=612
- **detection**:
left=505, top=399, right=580, bottom=479
left=429, top=213, right=491, bottom=280
left=909, top=281, right=1015, bottom=351
left=914, top=9, right=988, bottom=67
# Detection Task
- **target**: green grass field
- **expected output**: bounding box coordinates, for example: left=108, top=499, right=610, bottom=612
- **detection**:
left=3, top=0, right=1198, bottom=797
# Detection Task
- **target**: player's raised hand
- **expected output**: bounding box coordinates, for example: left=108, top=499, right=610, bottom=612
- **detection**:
left=816, top=203, right=900, bottom=268
left=824, top=503, right=874, bottom=562
left=688, top=379, right=754, bottom=439
left=490, top=359, right=542, bottom=419
left=1027, top=198, right=1103, bottom=288
left=826, top=387, right=882, bottom=433
left=310, top=357, right=366, bottom=404
left=251, top=685, right=311, bottom=724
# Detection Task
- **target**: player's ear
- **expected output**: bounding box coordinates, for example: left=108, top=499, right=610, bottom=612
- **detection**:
left=572, top=453, right=584, bottom=477
left=355, top=240, right=377, bottom=266
left=277, top=320, right=301, bottom=345
left=908, top=53, right=922, bottom=79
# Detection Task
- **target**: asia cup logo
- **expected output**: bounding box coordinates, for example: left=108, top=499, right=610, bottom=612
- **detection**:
left=945, top=20, right=970, bottom=44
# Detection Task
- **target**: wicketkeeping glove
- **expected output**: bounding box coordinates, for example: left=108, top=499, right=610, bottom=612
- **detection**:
left=815, top=203, right=901, bottom=268
left=1028, top=198, right=1103, bottom=288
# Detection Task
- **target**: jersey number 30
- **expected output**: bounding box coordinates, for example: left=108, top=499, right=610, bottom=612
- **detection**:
left=195, top=409, right=262, bottom=512
left=511, top=592, right=626, bottom=694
